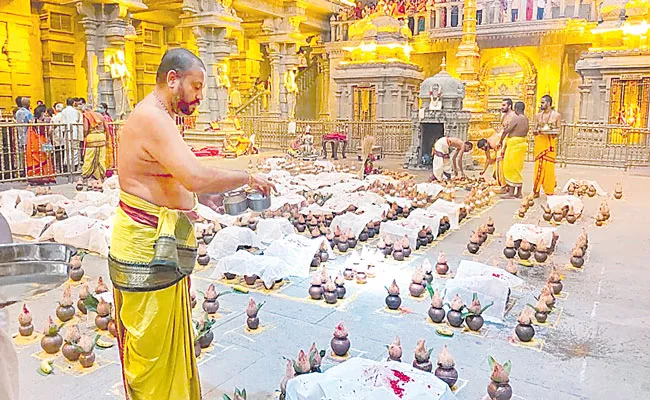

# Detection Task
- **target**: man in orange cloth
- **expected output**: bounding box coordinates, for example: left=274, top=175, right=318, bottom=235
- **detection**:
left=532, top=95, right=561, bottom=197
left=110, top=48, right=275, bottom=400
left=81, top=104, right=109, bottom=184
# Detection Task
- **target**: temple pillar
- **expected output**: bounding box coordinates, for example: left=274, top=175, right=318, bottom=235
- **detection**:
left=268, top=43, right=281, bottom=115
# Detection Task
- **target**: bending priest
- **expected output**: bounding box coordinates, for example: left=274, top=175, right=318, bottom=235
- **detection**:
left=431, top=136, right=473, bottom=181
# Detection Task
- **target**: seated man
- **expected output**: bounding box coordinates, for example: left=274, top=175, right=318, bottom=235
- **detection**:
left=223, top=133, right=253, bottom=156
left=431, top=136, right=473, bottom=181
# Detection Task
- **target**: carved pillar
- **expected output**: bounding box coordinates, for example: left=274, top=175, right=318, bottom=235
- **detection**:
left=318, top=54, right=331, bottom=119
left=268, top=44, right=281, bottom=115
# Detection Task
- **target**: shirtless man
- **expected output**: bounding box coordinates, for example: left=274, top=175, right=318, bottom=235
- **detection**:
left=477, top=133, right=501, bottom=178
left=494, top=98, right=516, bottom=193
left=431, top=136, right=473, bottom=181
left=532, top=95, right=561, bottom=197
left=500, top=101, right=529, bottom=199
left=111, top=48, right=275, bottom=400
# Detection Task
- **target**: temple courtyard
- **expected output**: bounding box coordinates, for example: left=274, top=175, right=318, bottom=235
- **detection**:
left=2, top=154, right=649, bottom=400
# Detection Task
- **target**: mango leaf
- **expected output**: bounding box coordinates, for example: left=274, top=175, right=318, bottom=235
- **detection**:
left=83, top=293, right=99, bottom=313
left=480, top=301, right=494, bottom=315
left=504, top=360, right=512, bottom=375
left=222, top=395, right=232, bottom=400
left=488, top=355, right=496, bottom=370
left=425, top=282, right=434, bottom=298
left=256, top=301, right=266, bottom=313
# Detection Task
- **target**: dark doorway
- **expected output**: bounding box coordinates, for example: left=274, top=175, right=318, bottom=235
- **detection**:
left=419, top=123, right=445, bottom=165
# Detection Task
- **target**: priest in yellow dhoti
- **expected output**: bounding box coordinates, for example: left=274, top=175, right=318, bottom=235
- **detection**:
left=532, top=95, right=561, bottom=197
left=223, top=132, right=253, bottom=156
left=111, top=48, right=275, bottom=400
left=499, top=101, right=529, bottom=199
left=82, top=105, right=109, bottom=183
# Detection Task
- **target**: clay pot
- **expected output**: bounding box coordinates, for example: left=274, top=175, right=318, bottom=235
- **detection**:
left=324, top=291, right=338, bottom=304
left=224, top=272, right=236, bottom=280
left=515, top=323, right=535, bottom=342
left=203, top=299, right=220, bottom=314
left=331, top=336, right=350, bottom=357
left=296, top=224, right=306, bottom=233
left=487, top=225, right=495, bottom=235
left=517, top=248, right=531, bottom=260
left=552, top=212, right=563, bottom=222
left=543, top=211, right=552, bottom=221
left=518, top=210, right=525, bottom=218
left=409, top=283, right=424, bottom=297
left=95, top=315, right=111, bottom=331
left=535, top=311, right=548, bottom=324
left=79, top=352, right=95, bottom=368
left=503, top=247, right=516, bottom=259
left=447, top=310, right=464, bottom=327
left=347, top=238, right=358, bottom=249
left=465, top=314, right=484, bottom=331
left=311, top=255, right=321, bottom=268
left=385, top=294, right=402, bottom=310
left=614, top=191, right=622, bottom=200
left=203, top=233, right=214, bottom=245
left=467, top=242, right=479, bottom=254
left=368, top=229, right=376, bottom=238
left=424, top=271, right=434, bottom=284
left=393, top=251, right=404, bottom=261
left=487, top=381, right=513, bottom=400
left=194, top=341, right=201, bottom=358
left=19, top=324, right=34, bottom=337
left=403, top=247, right=412, bottom=258
left=62, top=343, right=80, bottom=361
left=41, top=334, right=63, bottom=354
left=247, top=316, right=260, bottom=330
left=69, top=267, right=84, bottom=282
left=244, top=275, right=258, bottom=285
left=198, top=330, right=214, bottom=348
left=77, top=299, right=87, bottom=315
left=337, top=241, right=349, bottom=252
left=426, top=232, right=434, bottom=243
left=436, top=262, right=449, bottom=275
left=335, top=284, right=346, bottom=299
left=108, top=320, right=118, bottom=338
left=571, top=256, right=584, bottom=268
left=320, top=250, right=329, bottom=263
left=37, top=204, right=47, bottom=213
left=359, top=231, right=369, bottom=242
left=412, top=360, right=433, bottom=372
left=566, top=213, right=577, bottom=224
left=534, top=251, right=548, bottom=263
left=418, top=237, right=428, bottom=248
left=588, top=187, right=596, bottom=197
left=75, top=183, right=84, bottom=192
left=478, top=232, right=487, bottom=245
left=435, top=366, right=458, bottom=388
left=343, top=268, right=354, bottom=280
left=549, top=281, right=563, bottom=295
left=309, top=284, right=324, bottom=300
left=197, top=254, right=210, bottom=266
left=56, top=305, right=75, bottom=322
left=428, top=307, right=445, bottom=323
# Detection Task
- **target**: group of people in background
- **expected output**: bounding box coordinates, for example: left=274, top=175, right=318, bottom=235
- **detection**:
left=10, top=96, right=117, bottom=186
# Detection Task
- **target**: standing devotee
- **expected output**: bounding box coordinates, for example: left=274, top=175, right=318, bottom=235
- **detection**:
left=494, top=98, right=516, bottom=192
left=51, top=102, right=66, bottom=173
left=15, top=97, right=33, bottom=175
left=431, top=136, right=473, bottom=181
left=61, top=97, right=82, bottom=171
left=26, top=104, right=56, bottom=185
left=81, top=104, right=109, bottom=184
left=532, top=95, right=561, bottom=197
left=110, top=48, right=275, bottom=400
left=500, top=101, right=529, bottom=198
left=98, top=102, right=117, bottom=176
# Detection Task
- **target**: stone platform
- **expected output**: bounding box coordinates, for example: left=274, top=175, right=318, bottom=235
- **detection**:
left=3, top=157, right=650, bottom=400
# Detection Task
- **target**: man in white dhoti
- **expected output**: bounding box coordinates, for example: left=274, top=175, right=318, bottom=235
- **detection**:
left=431, top=136, right=473, bottom=181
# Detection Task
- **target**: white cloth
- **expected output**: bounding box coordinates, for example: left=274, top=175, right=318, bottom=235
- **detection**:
left=547, top=195, right=584, bottom=215
left=206, top=226, right=260, bottom=261
left=212, top=251, right=293, bottom=287
left=330, top=213, right=377, bottom=238
left=255, top=218, right=295, bottom=245
left=61, top=106, right=82, bottom=141
left=407, top=208, right=444, bottom=239
left=39, top=215, right=112, bottom=256
left=286, top=357, right=457, bottom=400
left=380, top=219, right=422, bottom=249
left=445, top=260, right=523, bottom=324
left=561, top=179, right=607, bottom=196
left=427, top=200, right=462, bottom=230
left=415, top=183, right=445, bottom=198
left=505, top=223, right=556, bottom=247
left=263, top=234, right=329, bottom=278
left=432, top=137, right=451, bottom=181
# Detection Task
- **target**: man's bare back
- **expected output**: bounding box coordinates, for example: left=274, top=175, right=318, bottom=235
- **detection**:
left=118, top=95, right=195, bottom=210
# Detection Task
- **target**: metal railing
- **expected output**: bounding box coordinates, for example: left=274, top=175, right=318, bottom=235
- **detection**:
left=239, top=117, right=413, bottom=156
left=0, top=121, right=123, bottom=184
left=234, top=90, right=270, bottom=116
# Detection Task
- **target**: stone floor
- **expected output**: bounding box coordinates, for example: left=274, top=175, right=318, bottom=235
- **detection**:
left=3, top=154, right=650, bottom=400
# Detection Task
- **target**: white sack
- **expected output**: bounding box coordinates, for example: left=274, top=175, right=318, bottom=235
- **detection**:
left=286, top=357, right=457, bottom=400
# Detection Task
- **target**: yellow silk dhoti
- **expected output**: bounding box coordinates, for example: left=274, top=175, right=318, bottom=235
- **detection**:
left=81, top=131, right=107, bottom=180
left=533, top=134, right=557, bottom=195
left=494, top=147, right=506, bottom=187
left=224, top=135, right=251, bottom=156
left=503, top=136, right=528, bottom=188
left=109, top=191, right=200, bottom=400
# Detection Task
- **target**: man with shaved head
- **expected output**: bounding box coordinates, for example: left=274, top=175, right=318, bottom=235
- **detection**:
left=110, top=48, right=275, bottom=399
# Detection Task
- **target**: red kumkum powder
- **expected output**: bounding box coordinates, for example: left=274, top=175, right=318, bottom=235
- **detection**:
left=388, top=369, right=412, bottom=398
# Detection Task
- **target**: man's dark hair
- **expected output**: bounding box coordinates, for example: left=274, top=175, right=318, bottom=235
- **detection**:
left=503, top=98, right=513, bottom=108
left=514, top=101, right=525, bottom=113
left=79, top=98, right=86, bottom=104
left=100, top=102, right=109, bottom=110
left=66, top=98, right=75, bottom=106
left=477, top=138, right=488, bottom=150
left=34, top=104, right=46, bottom=120
left=156, top=48, right=206, bottom=85
left=15, top=96, right=22, bottom=108
left=542, top=95, right=553, bottom=105
left=46, top=107, right=54, bottom=117
left=464, top=141, right=474, bottom=151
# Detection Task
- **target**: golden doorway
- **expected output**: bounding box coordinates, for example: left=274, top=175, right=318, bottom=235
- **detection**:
left=352, top=86, right=377, bottom=121
left=608, top=77, right=650, bottom=144
left=479, top=50, right=537, bottom=119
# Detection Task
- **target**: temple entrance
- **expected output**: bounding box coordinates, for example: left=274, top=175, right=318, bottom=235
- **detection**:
left=608, top=77, right=650, bottom=144
left=352, top=86, right=377, bottom=121
left=480, top=50, right=537, bottom=118
left=419, top=123, right=445, bottom=165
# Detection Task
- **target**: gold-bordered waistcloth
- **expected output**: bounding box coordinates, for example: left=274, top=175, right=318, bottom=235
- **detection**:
left=108, top=190, right=198, bottom=292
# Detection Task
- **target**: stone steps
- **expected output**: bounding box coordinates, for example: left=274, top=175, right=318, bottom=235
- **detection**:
left=184, top=129, right=226, bottom=149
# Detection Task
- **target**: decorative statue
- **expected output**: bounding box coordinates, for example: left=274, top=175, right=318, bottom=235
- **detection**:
left=283, top=67, right=298, bottom=119
left=109, top=51, right=131, bottom=119
left=215, top=63, right=231, bottom=120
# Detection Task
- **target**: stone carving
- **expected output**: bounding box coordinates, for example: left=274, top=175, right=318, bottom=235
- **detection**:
left=284, top=67, right=299, bottom=119
left=215, top=63, right=231, bottom=119
left=109, top=51, right=132, bottom=119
